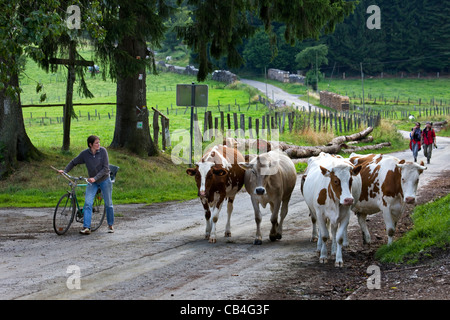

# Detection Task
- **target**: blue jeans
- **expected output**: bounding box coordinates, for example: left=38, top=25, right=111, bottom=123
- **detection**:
left=411, top=141, right=419, bottom=160
left=83, top=177, right=114, bottom=229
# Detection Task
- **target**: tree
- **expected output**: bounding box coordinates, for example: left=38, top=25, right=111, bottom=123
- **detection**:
left=34, top=1, right=105, bottom=152
left=296, top=44, right=328, bottom=90
left=95, top=0, right=172, bottom=157
left=243, top=30, right=273, bottom=72
left=0, top=1, right=64, bottom=178
left=178, top=0, right=355, bottom=81
left=296, top=44, right=329, bottom=70
left=323, top=0, right=450, bottom=75
left=94, top=0, right=354, bottom=157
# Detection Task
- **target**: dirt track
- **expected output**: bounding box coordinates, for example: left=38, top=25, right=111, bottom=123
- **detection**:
left=1, top=134, right=449, bottom=300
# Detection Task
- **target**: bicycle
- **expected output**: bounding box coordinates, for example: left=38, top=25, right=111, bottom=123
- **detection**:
left=51, top=165, right=119, bottom=235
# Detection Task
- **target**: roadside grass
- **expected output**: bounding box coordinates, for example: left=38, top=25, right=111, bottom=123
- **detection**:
left=0, top=148, right=197, bottom=208
left=438, top=123, right=450, bottom=137
left=375, top=194, right=450, bottom=264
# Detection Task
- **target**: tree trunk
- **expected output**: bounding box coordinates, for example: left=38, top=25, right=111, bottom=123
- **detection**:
left=110, top=8, right=157, bottom=157
left=0, top=58, right=42, bottom=179
left=62, top=41, right=76, bottom=152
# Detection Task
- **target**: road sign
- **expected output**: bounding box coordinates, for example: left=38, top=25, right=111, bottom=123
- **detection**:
left=176, top=83, right=209, bottom=167
left=176, top=84, right=208, bottom=107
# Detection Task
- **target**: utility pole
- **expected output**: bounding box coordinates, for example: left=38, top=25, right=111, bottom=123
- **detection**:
left=265, top=66, right=268, bottom=102
left=316, top=52, right=319, bottom=94
left=360, top=62, right=365, bottom=109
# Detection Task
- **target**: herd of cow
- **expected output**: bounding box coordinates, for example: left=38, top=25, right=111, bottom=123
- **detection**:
left=186, top=143, right=427, bottom=267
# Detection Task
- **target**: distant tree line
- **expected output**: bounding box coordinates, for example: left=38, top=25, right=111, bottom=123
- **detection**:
left=191, top=0, right=450, bottom=76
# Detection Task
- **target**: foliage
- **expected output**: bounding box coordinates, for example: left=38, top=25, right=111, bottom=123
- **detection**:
left=296, top=44, right=328, bottom=90
left=177, top=0, right=356, bottom=81
left=0, top=0, right=63, bottom=100
left=94, top=0, right=173, bottom=81
left=295, top=44, right=329, bottom=70
left=323, top=0, right=450, bottom=75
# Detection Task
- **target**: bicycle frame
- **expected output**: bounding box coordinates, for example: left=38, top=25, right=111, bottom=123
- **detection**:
left=64, top=174, right=103, bottom=219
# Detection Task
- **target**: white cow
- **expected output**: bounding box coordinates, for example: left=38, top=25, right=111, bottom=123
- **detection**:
left=349, top=153, right=427, bottom=244
left=301, top=153, right=362, bottom=267
left=239, top=151, right=297, bottom=245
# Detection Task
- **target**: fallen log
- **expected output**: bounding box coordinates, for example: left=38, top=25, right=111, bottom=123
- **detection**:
left=346, top=136, right=373, bottom=145
left=282, top=144, right=342, bottom=158
left=225, top=127, right=389, bottom=159
left=341, top=142, right=391, bottom=153
left=328, top=127, right=373, bottom=145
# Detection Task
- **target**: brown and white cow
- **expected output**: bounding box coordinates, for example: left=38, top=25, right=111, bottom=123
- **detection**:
left=349, top=153, right=427, bottom=245
left=186, top=145, right=245, bottom=243
left=301, top=152, right=362, bottom=267
left=238, top=150, right=297, bottom=245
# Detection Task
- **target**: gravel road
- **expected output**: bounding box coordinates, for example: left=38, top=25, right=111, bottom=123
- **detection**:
left=240, top=78, right=319, bottom=111
left=1, top=132, right=449, bottom=300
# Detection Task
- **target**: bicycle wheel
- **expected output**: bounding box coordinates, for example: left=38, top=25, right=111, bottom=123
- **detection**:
left=90, top=190, right=106, bottom=231
left=53, top=193, right=75, bottom=235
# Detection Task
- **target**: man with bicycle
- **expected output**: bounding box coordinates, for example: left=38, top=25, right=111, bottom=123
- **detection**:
left=58, top=135, right=115, bottom=234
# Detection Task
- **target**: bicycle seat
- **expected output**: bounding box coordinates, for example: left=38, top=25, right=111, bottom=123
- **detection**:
left=109, top=164, right=119, bottom=183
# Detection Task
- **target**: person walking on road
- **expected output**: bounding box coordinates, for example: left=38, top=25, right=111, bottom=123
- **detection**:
left=421, top=121, right=436, bottom=164
left=58, top=135, right=115, bottom=234
left=410, top=122, right=422, bottom=162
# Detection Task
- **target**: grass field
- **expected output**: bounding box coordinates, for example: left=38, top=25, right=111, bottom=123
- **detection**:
left=253, top=76, right=450, bottom=106
left=1, top=54, right=448, bottom=208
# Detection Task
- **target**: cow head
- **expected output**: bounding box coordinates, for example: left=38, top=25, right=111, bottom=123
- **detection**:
left=239, top=153, right=279, bottom=196
left=396, top=160, right=427, bottom=204
left=319, top=164, right=362, bottom=206
left=186, top=161, right=228, bottom=197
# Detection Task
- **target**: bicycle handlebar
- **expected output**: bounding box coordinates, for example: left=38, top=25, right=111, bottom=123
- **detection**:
left=51, top=166, right=90, bottom=185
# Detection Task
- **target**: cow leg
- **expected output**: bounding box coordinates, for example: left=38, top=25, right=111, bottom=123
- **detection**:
left=209, top=202, right=224, bottom=243
left=316, top=228, right=323, bottom=254
left=275, top=200, right=289, bottom=240
left=269, top=201, right=282, bottom=241
left=330, top=222, right=338, bottom=258
left=335, top=210, right=350, bottom=268
left=309, top=209, right=319, bottom=242
left=356, top=212, right=371, bottom=245
left=224, top=197, right=234, bottom=238
left=317, top=211, right=329, bottom=264
left=201, top=199, right=212, bottom=240
left=382, top=208, right=396, bottom=245
left=251, top=197, right=263, bottom=245
left=339, top=206, right=350, bottom=247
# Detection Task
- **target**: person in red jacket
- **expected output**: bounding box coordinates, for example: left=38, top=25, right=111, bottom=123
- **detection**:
left=421, top=121, right=436, bottom=164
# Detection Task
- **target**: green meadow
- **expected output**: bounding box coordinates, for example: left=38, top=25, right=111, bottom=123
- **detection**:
left=1, top=53, right=448, bottom=208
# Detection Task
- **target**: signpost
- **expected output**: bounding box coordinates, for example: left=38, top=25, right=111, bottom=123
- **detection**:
left=176, top=83, right=208, bottom=166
